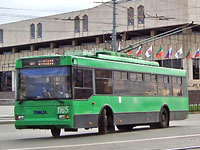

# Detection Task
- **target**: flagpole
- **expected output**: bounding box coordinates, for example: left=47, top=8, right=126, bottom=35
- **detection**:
left=171, top=48, right=172, bottom=68
left=171, top=56, right=173, bottom=68
left=152, top=46, right=153, bottom=61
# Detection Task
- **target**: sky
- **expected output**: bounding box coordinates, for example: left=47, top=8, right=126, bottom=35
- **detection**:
left=0, top=0, right=109, bottom=24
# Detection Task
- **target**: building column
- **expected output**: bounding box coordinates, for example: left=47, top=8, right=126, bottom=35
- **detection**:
left=72, top=40, right=78, bottom=47
left=12, top=47, right=17, bottom=53
left=50, top=43, right=56, bottom=49
left=188, top=59, right=193, bottom=80
left=12, top=71, right=15, bottom=92
left=183, top=58, right=193, bottom=80
left=150, top=30, right=157, bottom=36
left=30, top=45, right=36, bottom=51
left=96, top=36, right=103, bottom=44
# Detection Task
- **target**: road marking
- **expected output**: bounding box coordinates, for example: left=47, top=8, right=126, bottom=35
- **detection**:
left=164, top=146, right=200, bottom=150
left=6, top=133, right=200, bottom=150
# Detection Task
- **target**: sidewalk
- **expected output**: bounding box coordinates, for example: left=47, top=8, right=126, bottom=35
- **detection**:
left=0, top=105, right=14, bottom=124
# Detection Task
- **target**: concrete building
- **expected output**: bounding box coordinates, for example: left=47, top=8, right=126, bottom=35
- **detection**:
left=0, top=0, right=200, bottom=105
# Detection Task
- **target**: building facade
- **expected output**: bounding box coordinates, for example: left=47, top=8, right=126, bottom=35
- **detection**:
left=0, top=0, right=200, bottom=105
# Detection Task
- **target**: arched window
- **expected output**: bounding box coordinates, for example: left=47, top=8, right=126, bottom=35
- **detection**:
left=128, top=7, right=134, bottom=25
left=138, top=5, right=145, bottom=24
left=74, top=16, right=80, bottom=33
left=83, top=14, right=88, bottom=32
left=30, top=24, right=35, bottom=39
left=37, top=23, right=42, bottom=38
left=0, top=29, right=3, bottom=43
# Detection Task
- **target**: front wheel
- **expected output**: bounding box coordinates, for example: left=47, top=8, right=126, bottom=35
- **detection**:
left=51, top=127, right=61, bottom=137
left=98, top=108, right=115, bottom=134
left=98, top=109, right=108, bottom=134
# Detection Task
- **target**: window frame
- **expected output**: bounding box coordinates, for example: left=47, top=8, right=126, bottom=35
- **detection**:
left=37, top=23, right=42, bottom=38
left=138, top=5, right=145, bottom=24
left=83, top=14, right=88, bottom=32
left=0, top=29, right=3, bottom=43
left=128, top=7, right=134, bottom=26
left=74, top=16, right=80, bottom=33
left=30, top=24, right=35, bottom=39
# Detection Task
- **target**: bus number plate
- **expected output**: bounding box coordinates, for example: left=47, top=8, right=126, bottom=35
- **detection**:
left=57, top=106, right=69, bottom=114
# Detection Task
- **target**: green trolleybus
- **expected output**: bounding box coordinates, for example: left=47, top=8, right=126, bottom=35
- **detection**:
left=14, top=50, right=189, bottom=137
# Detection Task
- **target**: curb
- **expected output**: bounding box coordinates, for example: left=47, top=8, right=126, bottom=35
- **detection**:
left=0, top=115, right=14, bottom=124
left=0, top=120, right=14, bottom=124
left=0, top=99, right=14, bottom=105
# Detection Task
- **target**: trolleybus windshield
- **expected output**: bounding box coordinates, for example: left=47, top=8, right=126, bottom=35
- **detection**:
left=17, top=67, right=71, bottom=101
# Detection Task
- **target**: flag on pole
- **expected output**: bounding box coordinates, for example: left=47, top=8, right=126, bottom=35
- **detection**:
left=136, top=45, right=142, bottom=55
left=194, top=48, right=200, bottom=58
left=118, top=42, right=121, bottom=51
left=175, top=47, right=183, bottom=59
left=186, top=48, right=192, bottom=60
left=164, top=47, right=173, bottom=58
left=145, top=46, right=152, bottom=58
left=126, top=50, right=132, bottom=55
left=156, top=47, right=163, bottom=58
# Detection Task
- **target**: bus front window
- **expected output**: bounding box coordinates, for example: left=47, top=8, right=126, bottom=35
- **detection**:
left=18, top=67, right=71, bottom=100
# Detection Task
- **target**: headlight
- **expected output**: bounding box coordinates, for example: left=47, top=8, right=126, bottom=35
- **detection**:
left=58, top=114, right=69, bottom=120
left=58, top=115, right=65, bottom=120
left=16, top=115, right=24, bottom=120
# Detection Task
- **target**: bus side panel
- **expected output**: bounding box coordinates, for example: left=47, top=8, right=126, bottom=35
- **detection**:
left=73, top=95, right=188, bottom=128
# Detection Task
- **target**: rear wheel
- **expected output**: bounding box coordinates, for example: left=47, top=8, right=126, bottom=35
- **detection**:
left=150, top=108, right=169, bottom=129
left=51, top=127, right=61, bottom=137
left=159, top=108, right=169, bottom=128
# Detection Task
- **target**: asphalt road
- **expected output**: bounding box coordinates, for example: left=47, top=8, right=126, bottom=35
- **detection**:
left=0, top=113, right=200, bottom=150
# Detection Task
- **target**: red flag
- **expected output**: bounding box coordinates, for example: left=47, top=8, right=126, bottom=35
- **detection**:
left=126, top=50, right=132, bottom=55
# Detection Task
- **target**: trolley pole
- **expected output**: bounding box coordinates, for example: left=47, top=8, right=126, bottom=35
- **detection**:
left=112, top=0, right=117, bottom=51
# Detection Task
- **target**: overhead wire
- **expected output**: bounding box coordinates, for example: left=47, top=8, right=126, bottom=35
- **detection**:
left=118, top=23, right=200, bottom=53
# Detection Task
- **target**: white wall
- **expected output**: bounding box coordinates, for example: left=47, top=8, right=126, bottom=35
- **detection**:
left=0, top=0, right=195, bottom=48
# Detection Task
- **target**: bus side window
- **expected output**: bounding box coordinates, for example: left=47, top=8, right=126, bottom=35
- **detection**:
left=95, top=69, right=113, bottom=94
left=129, top=72, right=144, bottom=96
left=83, top=70, right=92, bottom=88
left=113, top=71, right=121, bottom=80
left=74, top=69, right=83, bottom=87
left=74, top=68, right=93, bottom=100
left=121, top=72, right=128, bottom=80
left=172, top=76, right=183, bottom=96
left=137, top=73, right=143, bottom=81
left=129, top=72, right=137, bottom=81
left=144, top=74, right=157, bottom=96
left=182, top=77, right=186, bottom=96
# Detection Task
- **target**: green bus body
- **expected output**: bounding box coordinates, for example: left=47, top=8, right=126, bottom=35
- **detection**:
left=14, top=51, right=189, bottom=135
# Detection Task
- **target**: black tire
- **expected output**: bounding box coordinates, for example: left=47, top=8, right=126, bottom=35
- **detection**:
left=98, top=109, right=108, bottom=134
left=51, top=127, right=61, bottom=137
left=159, top=108, right=169, bottom=128
left=117, top=125, right=134, bottom=131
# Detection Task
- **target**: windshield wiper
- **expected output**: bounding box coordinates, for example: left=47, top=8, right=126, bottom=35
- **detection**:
left=25, top=96, right=38, bottom=100
left=18, top=97, right=65, bottom=104
left=18, top=96, right=36, bottom=104
left=18, top=99, right=24, bottom=104
left=54, top=98, right=64, bottom=104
